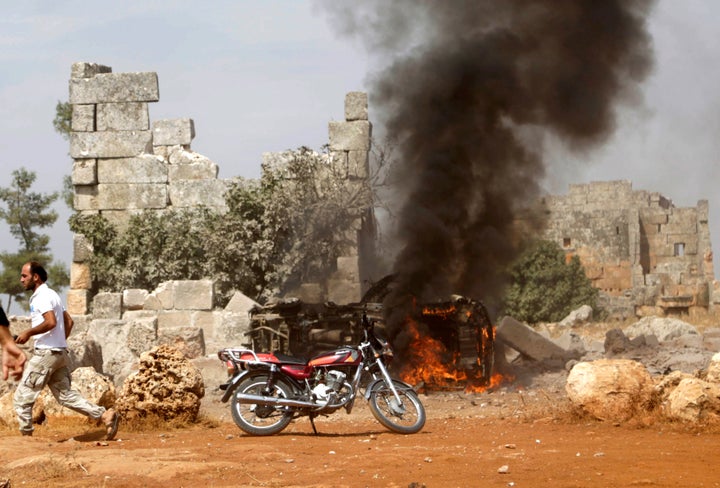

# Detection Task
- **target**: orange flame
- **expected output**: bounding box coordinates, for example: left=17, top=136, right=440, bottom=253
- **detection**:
left=399, top=318, right=510, bottom=394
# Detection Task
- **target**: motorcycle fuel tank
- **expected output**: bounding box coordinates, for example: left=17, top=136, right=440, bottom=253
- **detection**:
left=308, top=347, right=361, bottom=367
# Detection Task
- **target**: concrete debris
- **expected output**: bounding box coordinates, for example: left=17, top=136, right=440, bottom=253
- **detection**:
left=496, top=316, right=579, bottom=365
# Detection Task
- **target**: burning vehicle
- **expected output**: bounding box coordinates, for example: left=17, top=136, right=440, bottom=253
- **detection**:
left=246, top=277, right=497, bottom=392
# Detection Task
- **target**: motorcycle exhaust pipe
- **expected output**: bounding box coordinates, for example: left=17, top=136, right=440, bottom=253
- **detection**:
left=234, top=393, right=319, bottom=409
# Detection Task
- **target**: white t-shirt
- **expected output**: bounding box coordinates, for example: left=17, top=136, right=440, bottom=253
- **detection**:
left=29, top=283, right=67, bottom=349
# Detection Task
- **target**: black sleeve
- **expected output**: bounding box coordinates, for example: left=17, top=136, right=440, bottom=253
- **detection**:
left=0, top=305, right=9, bottom=327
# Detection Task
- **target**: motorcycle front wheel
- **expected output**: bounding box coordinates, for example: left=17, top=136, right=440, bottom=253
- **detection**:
left=368, top=379, right=426, bottom=434
left=230, top=375, right=294, bottom=436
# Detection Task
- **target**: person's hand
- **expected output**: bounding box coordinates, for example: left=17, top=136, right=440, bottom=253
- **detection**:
left=2, top=342, right=26, bottom=381
left=14, top=330, right=31, bottom=345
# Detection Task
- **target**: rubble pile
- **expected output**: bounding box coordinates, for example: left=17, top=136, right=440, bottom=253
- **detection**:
left=497, top=307, right=720, bottom=423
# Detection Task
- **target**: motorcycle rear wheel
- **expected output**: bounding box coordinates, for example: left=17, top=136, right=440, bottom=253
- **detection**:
left=368, top=380, right=426, bottom=434
left=230, top=375, right=294, bottom=436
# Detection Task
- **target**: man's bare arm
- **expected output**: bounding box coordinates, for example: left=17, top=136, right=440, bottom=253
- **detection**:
left=63, top=311, right=74, bottom=339
left=15, top=310, right=57, bottom=344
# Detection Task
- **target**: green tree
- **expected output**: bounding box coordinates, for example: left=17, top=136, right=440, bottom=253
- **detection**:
left=503, top=240, right=598, bottom=323
left=69, top=209, right=211, bottom=294
left=0, top=168, right=69, bottom=311
left=257, top=146, right=369, bottom=293
left=53, top=101, right=75, bottom=209
left=53, top=101, right=72, bottom=140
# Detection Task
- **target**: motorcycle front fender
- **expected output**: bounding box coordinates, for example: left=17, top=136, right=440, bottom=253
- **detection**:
left=364, top=378, right=416, bottom=401
left=219, top=370, right=257, bottom=403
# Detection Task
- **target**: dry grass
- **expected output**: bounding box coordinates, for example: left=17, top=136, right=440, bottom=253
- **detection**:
left=7, top=457, right=71, bottom=481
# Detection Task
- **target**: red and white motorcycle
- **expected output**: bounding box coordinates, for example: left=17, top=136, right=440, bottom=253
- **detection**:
left=218, top=313, right=425, bottom=436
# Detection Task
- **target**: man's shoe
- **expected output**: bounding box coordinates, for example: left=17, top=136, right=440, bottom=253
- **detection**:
left=21, top=430, right=32, bottom=437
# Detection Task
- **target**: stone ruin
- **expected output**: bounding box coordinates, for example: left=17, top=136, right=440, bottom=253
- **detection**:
left=495, top=308, right=720, bottom=423
left=538, top=180, right=716, bottom=320
left=66, top=61, right=375, bottom=316
left=5, top=62, right=720, bottom=428
left=52, top=61, right=377, bottom=386
left=66, top=62, right=719, bottom=328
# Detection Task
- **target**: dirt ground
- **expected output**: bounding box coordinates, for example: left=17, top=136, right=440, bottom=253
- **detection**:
left=3, top=374, right=720, bottom=488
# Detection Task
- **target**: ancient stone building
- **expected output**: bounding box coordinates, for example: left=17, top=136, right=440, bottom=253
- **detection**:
left=66, top=62, right=374, bottom=315
left=540, top=180, right=715, bottom=318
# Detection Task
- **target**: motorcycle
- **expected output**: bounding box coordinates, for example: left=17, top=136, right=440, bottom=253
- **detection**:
left=217, top=313, right=426, bottom=436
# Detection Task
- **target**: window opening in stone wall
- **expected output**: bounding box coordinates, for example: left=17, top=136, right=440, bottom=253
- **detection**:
left=674, top=242, right=685, bottom=257
left=657, top=224, right=661, bottom=233
left=563, top=237, right=571, bottom=248
left=616, top=226, right=620, bottom=235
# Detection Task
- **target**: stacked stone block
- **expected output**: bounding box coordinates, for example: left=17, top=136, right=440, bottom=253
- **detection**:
left=67, top=63, right=228, bottom=314
left=326, top=92, right=374, bottom=304
left=541, top=180, right=714, bottom=317
left=65, top=62, right=375, bottom=361
left=86, top=279, right=256, bottom=385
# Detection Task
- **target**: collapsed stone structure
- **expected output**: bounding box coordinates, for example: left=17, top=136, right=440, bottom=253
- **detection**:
left=540, top=180, right=716, bottom=319
left=56, top=61, right=377, bottom=384
left=67, top=61, right=374, bottom=316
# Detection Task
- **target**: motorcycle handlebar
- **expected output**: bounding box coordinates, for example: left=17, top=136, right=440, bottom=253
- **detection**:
left=362, top=313, right=384, bottom=350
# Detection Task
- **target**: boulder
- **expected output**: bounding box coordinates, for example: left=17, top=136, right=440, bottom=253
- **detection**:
left=624, top=316, right=699, bottom=342
left=553, top=331, right=587, bottom=358
left=0, top=390, right=44, bottom=427
left=559, top=305, right=593, bottom=327
left=115, top=344, right=204, bottom=422
left=664, top=377, right=720, bottom=422
left=707, top=352, right=720, bottom=384
left=604, top=328, right=632, bottom=355
left=654, top=370, right=695, bottom=403
left=566, top=359, right=655, bottom=421
left=0, top=391, right=16, bottom=426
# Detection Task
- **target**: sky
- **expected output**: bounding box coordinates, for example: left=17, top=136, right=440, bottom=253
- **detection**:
left=0, top=0, right=719, bottom=292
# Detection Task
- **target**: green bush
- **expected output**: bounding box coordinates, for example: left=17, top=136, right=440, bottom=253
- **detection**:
left=503, top=240, right=598, bottom=323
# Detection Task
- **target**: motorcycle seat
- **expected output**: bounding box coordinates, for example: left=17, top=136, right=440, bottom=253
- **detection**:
left=273, top=352, right=307, bottom=364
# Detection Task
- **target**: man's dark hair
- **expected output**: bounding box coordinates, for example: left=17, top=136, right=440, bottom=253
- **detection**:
left=28, top=261, right=48, bottom=283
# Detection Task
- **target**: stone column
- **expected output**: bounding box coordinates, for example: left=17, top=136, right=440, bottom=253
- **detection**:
left=326, top=92, right=375, bottom=304
left=67, top=62, right=161, bottom=313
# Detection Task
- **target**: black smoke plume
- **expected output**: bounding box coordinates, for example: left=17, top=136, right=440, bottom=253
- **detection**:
left=319, top=0, right=656, bottom=351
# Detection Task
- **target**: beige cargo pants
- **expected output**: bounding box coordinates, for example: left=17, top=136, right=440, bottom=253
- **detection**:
left=13, top=348, right=106, bottom=435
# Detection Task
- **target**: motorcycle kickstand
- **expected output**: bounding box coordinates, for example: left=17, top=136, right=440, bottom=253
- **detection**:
left=309, top=414, right=319, bottom=435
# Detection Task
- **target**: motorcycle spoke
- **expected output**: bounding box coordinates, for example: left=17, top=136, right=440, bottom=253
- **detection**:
left=230, top=377, right=294, bottom=435
left=368, top=380, right=426, bottom=434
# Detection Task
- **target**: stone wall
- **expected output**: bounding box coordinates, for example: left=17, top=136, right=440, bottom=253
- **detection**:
left=87, top=280, right=256, bottom=384
left=258, top=92, right=374, bottom=305
left=66, top=62, right=375, bottom=315
left=67, top=62, right=227, bottom=315
left=540, top=180, right=715, bottom=318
